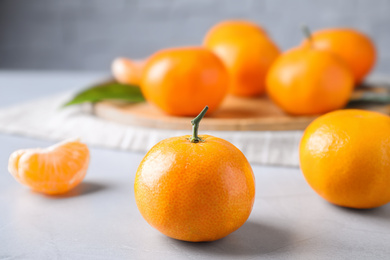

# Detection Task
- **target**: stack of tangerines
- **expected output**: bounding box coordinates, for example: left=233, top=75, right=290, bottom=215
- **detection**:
left=9, top=20, right=390, bottom=245
left=112, top=20, right=376, bottom=116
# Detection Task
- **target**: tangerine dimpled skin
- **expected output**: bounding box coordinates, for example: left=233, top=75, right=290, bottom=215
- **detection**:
left=134, top=135, right=255, bottom=242
left=266, top=47, right=354, bottom=115
left=140, top=47, right=229, bottom=116
left=300, top=109, right=390, bottom=209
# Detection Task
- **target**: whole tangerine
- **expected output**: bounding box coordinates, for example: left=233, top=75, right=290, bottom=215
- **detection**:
left=204, top=20, right=280, bottom=97
left=141, top=47, right=229, bottom=116
left=266, top=47, right=354, bottom=115
left=301, top=28, right=376, bottom=84
left=134, top=106, right=255, bottom=242
left=300, top=109, right=390, bottom=209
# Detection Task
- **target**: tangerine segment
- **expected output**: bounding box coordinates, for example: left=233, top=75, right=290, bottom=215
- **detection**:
left=300, top=109, right=390, bottom=209
left=112, top=57, right=145, bottom=85
left=8, top=139, right=90, bottom=195
left=135, top=135, right=255, bottom=242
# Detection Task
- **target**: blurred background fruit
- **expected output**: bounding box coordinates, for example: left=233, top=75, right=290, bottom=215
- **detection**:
left=111, top=57, right=145, bottom=86
left=300, top=109, right=390, bottom=209
left=1, top=0, right=388, bottom=76
left=204, top=20, right=280, bottom=96
left=266, top=47, right=354, bottom=115
left=301, top=28, right=376, bottom=84
left=140, top=47, right=228, bottom=116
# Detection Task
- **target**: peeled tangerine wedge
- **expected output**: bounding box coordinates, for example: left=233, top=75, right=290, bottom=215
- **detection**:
left=111, top=57, right=145, bottom=86
left=8, top=139, right=90, bottom=195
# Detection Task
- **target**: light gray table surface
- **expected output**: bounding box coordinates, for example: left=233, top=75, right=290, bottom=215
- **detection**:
left=1, top=71, right=390, bottom=260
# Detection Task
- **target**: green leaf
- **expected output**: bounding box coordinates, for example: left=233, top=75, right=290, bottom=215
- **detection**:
left=63, top=81, right=145, bottom=107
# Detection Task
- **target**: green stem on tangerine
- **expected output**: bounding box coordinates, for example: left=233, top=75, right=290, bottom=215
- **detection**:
left=190, top=106, right=209, bottom=143
left=302, top=25, right=313, bottom=44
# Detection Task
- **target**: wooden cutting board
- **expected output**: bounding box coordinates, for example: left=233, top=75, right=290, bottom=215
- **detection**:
left=93, top=85, right=390, bottom=131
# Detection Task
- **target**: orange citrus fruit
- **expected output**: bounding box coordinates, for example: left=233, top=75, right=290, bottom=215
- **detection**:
left=204, top=20, right=280, bottom=97
left=140, top=47, right=228, bottom=116
left=301, top=28, right=376, bottom=84
left=266, top=47, right=354, bottom=115
left=300, top=109, right=390, bottom=209
left=134, top=107, right=255, bottom=242
left=8, top=139, right=90, bottom=195
left=112, top=57, right=145, bottom=85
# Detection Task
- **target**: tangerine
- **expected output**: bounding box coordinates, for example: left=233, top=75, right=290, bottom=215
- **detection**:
left=141, top=47, right=228, bottom=116
left=134, top=106, right=255, bottom=242
left=204, top=20, right=280, bottom=97
left=301, top=28, right=376, bottom=84
left=300, top=109, right=390, bottom=209
left=266, top=47, right=354, bottom=115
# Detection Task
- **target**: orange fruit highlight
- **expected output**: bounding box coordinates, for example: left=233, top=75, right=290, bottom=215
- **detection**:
left=112, top=57, right=145, bottom=85
left=204, top=20, right=280, bottom=97
left=8, top=139, right=90, bottom=195
left=266, top=47, right=354, bottom=115
left=203, top=20, right=267, bottom=41
left=135, top=107, right=255, bottom=242
left=300, top=109, right=390, bottom=209
left=141, top=47, right=228, bottom=116
left=301, top=28, right=376, bottom=84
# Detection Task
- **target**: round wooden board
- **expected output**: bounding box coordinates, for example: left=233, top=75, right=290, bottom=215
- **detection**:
left=93, top=95, right=318, bottom=131
left=93, top=89, right=390, bottom=131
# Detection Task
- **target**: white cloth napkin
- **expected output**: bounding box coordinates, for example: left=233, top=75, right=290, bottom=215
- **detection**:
left=0, top=92, right=303, bottom=167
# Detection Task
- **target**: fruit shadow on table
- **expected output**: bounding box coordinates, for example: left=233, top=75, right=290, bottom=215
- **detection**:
left=167, top=220, right=293, bottom=256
